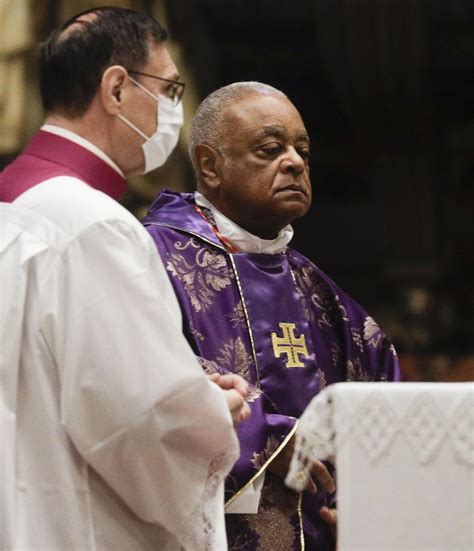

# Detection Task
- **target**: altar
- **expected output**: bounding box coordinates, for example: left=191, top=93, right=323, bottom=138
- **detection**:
left=286, top=382, right=474, bottom=550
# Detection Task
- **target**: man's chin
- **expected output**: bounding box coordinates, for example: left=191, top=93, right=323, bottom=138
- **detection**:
left=278, top=200, right=311, bottom=221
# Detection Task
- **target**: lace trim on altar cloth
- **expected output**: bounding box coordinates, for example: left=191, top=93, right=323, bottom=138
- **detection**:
left=286, top=385, right=474, bottom=493
left=177, top=448, right=239, bottom=550
left=285, top=388, right=336, bottom=492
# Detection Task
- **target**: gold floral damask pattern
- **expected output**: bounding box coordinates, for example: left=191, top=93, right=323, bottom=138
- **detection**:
left=215, top=336, right=253, bottom=382
left=292, top=264, right=316, bottom=323
left=331, top=342, right=341, bottom=368
left=363, top=316, right=383, bottom=348
left=292, top=264, right=349, bottom=328
left=188, top=319, right=206, bottom=342
left=389, top=343, right=398, bottom=357
left=346, top=358, right=372, bottom=382
left=351, top=327, right=364, bottom=352
left=251, top=435, right=280, bottom=470
left=227, top=302, right=247, bottom=329
left=316, top=367, right=327, bottom=389
left=242, top=475, right=300, bottom=551
left=166, top=237, right=234, bottom=313
left=244, top=386, right=263, bottom=403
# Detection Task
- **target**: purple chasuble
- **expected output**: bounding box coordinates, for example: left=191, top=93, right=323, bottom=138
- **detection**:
left=0, top=130, right=127, bottom=202
left=144, top=190, right=400, bottom=551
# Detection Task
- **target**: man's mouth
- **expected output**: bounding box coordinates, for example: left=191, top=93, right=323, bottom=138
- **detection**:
left=277, top=184, right=308, bottom=196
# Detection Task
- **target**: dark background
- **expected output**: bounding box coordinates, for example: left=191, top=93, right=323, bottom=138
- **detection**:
left=165, top=0, right=474, bottom=381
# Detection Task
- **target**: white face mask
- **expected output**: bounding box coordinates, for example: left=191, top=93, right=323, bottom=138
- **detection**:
left=118, top=77, right=184, bottom=173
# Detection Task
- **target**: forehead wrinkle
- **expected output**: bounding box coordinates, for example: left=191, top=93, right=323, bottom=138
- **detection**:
left=255, top=125, right=287, bottom=140
left=254, top=126, right=309, bottom=144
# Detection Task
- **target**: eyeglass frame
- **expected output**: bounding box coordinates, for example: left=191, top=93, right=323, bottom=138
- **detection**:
left=126, top=70, right=186, bottom=106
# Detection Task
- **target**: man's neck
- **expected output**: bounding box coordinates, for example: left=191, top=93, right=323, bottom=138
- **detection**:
left=194, top=192, right=293, bottom=254
left=44, top=113, right=108, bottom=153
left=42, top=119, right=124, bottom=177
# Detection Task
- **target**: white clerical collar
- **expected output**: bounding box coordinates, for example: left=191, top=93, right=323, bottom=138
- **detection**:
left=195, top=191, right=294, bottom=254
left=41, top=124, right=125, bottom=177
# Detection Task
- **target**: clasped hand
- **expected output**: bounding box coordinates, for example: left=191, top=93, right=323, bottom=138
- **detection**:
left=208, top=373, right=251, bottom=425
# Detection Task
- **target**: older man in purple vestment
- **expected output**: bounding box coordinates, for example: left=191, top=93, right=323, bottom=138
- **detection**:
left=144, top=82, right=400, bottom=550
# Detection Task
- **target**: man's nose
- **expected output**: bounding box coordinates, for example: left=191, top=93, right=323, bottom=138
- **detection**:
left=280, top=147, right=306, bottom=174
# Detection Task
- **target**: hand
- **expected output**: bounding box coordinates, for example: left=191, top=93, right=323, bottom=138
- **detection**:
left=320, top=506, right=337, bottom=549
left=223, top=389, right=251, bottom=425
left=208, top=373, right=251, bottom=426
left=268, top=434, right=336, bottom=494
left=207, top=372, right=249, bottom=397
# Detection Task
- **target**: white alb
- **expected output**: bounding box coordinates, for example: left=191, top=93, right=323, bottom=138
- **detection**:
left=0, top=136, right=238, bottom=550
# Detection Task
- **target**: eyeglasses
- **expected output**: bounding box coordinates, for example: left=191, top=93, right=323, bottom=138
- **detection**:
left=126, top=70, right=186, bottom=106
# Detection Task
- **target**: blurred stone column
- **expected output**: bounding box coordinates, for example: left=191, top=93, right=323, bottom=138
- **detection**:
left=0, top=0, right=36, bottom=155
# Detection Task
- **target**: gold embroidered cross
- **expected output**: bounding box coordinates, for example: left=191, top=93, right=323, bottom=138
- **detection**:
left=271, top=322, right=309, bottom=368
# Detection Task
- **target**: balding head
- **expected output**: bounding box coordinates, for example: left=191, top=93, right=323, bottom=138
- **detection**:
left=40, top=6, right=168, bottom=117
left=190, top=84, right=312, bottom=239
left=189, top=82, right=286, bottom=179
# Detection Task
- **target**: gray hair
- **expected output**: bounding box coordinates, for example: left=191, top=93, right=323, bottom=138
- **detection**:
left=189, top=81, right=286, bottom=176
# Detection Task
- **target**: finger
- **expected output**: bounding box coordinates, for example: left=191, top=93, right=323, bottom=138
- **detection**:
left=217, top=374, right=249, bottom=396
left=320, top=507, right=338, bottom=543
left=239, top=402, right=251, bottom=422
left=311, top=461, right=336, bottom=493
left=224, top=388, right=245, bottom=412
left=226, top=374, right=249, bottom=396
left=319, top=506, right=337, bottom=526
left=207, top=373, right=220, bottom=383
left=305, top=476, right=317, bottom=494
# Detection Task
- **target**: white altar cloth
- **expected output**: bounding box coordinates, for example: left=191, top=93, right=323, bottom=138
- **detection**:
left=286, top=382, right=474, bottom=551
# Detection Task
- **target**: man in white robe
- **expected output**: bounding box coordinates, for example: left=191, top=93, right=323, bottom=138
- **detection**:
left=0, top=7, right=248, bottom=550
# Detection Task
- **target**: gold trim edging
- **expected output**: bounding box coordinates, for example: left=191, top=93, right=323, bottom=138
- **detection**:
left=228, top=253, right=261, bottom=388
left=298, top=491, right=305, bottom=550
left=224, top=420, right=299, bottom=508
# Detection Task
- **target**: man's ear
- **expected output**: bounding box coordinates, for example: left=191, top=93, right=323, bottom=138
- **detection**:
left=100, top=66, right=129, bottom=115
left=194, top=144, right=221, bottom=190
